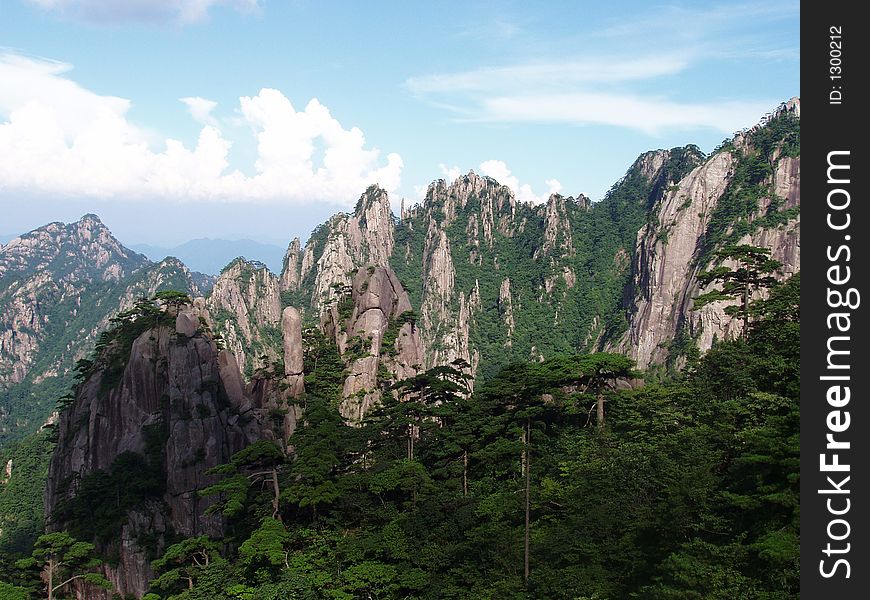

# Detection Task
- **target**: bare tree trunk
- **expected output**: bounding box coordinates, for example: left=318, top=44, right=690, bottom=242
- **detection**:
left=271, top=467, right=281, bottom=521
left=524, top=417, right=531, bottom=587
left=47, top=557, right=54, bottom=600
left=596, top=392, right=605, bottom=430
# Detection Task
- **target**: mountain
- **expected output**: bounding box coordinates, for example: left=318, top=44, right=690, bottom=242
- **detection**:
left=0, top=99, right=801, bottom=596
left=277, top=99, right=799, bottom=384
left=613, top=99, right=800, bottom=369
left=0, top=216, right=213, bottom=447
left=0, top=100, right=801, bottom=448
left=130, top=238, right=286, bottom=275
left=42, top=263, right=421, bottom=598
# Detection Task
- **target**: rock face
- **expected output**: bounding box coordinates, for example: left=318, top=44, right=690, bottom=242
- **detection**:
left=321, top=265, right=423, bottom=421
left=45, top=312, right=264, bottom=599
left=279, top=238, right=302, bottom=292
left=0, top=217, right=212, bottom=443
left=0, top=215, right=148, bottom=388
left=286, top=185, right=396, bottom=312
left=206, top=259, right=283, bottom=377
left=287, top=154, right=703, bottom=385
left=43, top=296, right=309, bottom=598
left=282, top=306, right=305, bottom=403
left=614, top=98, right=801, bottom=368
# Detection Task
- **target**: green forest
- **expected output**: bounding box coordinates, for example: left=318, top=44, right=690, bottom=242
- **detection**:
left=1, top=273, right=799, bottom=599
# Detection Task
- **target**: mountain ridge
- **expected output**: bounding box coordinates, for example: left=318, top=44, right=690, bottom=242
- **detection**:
left=1, top=98, right=800, bottom=447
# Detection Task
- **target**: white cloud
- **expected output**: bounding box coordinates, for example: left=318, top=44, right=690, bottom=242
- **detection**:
left=180, top=96, right=219, bottom=126
left=545, top=178, right=562, bottom=195
left=479, top=93, right=774, bottom=135
left=478, top=160, right=552, bottom=205
left=0, top=52, right=402, bottom=207
left=406, top=56, right=689, bottom=96
left=438, top=163, right=462, bottom=184
left=406, top=2, right=796, bottom=135
left=405, top=56, right=775, bottom=133
left=27, top=0, right=260, bottom=24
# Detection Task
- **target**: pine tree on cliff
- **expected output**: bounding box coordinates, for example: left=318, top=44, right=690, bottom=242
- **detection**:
left=15, top=532, right=111, bottom=600
left=694, top=244, right=782, bottom=340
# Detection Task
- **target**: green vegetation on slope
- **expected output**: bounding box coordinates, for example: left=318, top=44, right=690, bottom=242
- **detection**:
left=390, top=147, right=702, bottom=381
left=25, top=274, right=795, bottom=600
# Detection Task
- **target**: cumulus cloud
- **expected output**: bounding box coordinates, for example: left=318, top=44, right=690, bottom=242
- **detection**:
left=0, top=52, right=402, bottom=207
left=545, top=178, right=563, bottom=195
left=27, top=0, right=260, bottom=24
left=478, top=160, right=556, bottom=205
left=438, top=163, right=462, bottom=184
left=180, top=96, right=219, bottom=126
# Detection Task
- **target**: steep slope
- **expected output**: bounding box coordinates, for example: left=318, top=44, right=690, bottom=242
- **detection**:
left=0, top=214, right=148, bottom=389
left=282, top=148, right=702, bottom=383
left=43, top=300, right=295, bottom=599
left=614, top=98, right=800, bottom=369
left=206, top=258, right=283, bottom=378
left=320, top=264, right=424, bottom=421
left=0, top=217, right=210, bottom=446
left=281, top=185, right=395, bottom=312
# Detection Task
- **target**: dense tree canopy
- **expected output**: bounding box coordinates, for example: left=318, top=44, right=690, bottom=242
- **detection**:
left=1, top=275, right=799, bottom=599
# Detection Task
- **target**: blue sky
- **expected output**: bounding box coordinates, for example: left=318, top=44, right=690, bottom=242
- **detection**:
left=0, top=0, right=799, bottom=248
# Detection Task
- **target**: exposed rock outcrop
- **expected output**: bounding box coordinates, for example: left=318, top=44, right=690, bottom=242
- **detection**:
left=615, top=98, right=801, bottom=368
left=282, top=306, right=305, bottom=400
left=45, top=316, right=263, bottom=599
left=321, top=265, right=423, bottom=421
left=0, top=215, right=148, bottom=388
left=206, top=258, right=283, bottom=377
left=299, top=185, right=395, bottom=310
left=279, top=237, right=302, bottom=292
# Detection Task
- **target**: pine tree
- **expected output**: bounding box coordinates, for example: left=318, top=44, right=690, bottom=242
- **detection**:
left=694, top=244, right=782, bottom=339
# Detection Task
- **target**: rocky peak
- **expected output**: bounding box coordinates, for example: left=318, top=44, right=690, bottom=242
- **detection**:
left=351, top=185, right=395, bottom=266
left=0, top=214, right=147, bottom=283
left=0, top=216, right=151, bottom=391
left=206, top=258, right=283, bottom=378
left=632, top=150, right=672, bottom=183
left=537, top=193, right=576, bottom=258
left=613, top=101, right=800, bottom=369
left=45, top=307, right=266, bottom=599
left=279, top=237, right=302, bottom=292
left=321, top=264, right=423, bottom=421
left=299, top=187, right=397, bottom=311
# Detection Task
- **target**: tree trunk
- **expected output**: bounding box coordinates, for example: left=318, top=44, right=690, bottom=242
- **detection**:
left=524, top=417, right=531, bottom=587
left=596, top=392, right=605, bottom=430
left=47, top=557, right=54, bottom=600
left=271, top=467, right=281, bottom=521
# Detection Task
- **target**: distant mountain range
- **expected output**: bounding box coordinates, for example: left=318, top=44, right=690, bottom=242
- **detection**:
left=130, top=238, right=286, bottom=275
left=2, top=234, right=286, bottom=275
